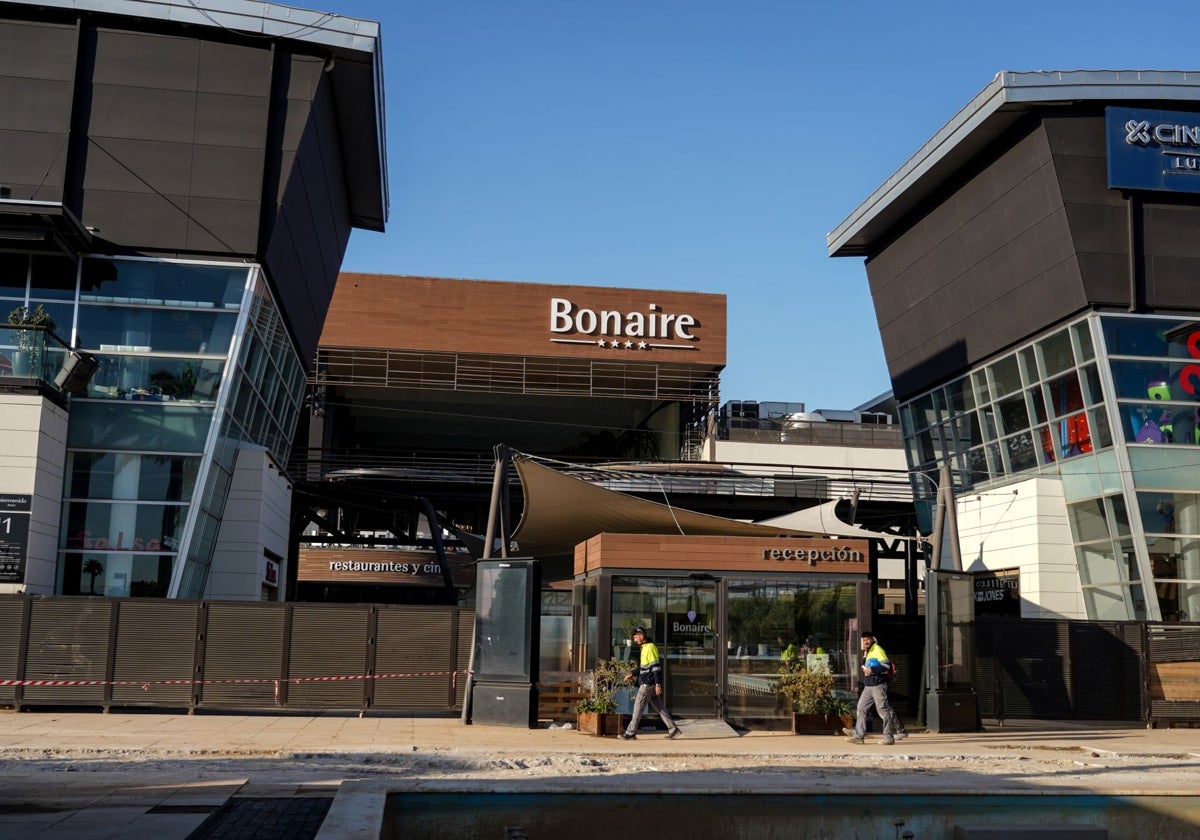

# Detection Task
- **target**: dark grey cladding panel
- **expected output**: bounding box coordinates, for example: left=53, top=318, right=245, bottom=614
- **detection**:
left=867, top=125, right=1057, bottom=319
left=280, top=56, right=323, bottom=153
left=84, top=138, right=194, bottom=195
left=193, top=93, right=269, bottom=149
left=0, top=21, right=74, bottom=199
left=190, top=145, right=263, bottom=201
left=92, top=28, right=200, bottom=91
left=867, top=122, right=1088, bottom=399
left=0, top=76, right=73, bottom=133
left=197, top=40, right=271, bottom=97
left=1062, top=203, right=1127, bottom=262
left=262, top=74, right=353, bottom=363
left=1047, top=115, right=1137, bottom=310
left=185, top=197, right=259, bottom=253
left=0, top=130, right=67, bottom=202
left=1047, top=115, right=1200, bottom=312
left=330, top=58, right=384, bottom=231
left=0, top=19, right=77, bottom=81
left=1145, top=202, right=1200, bottom=259
left=1044, top=112, right=1108, bottom=159
left=886, top=258, right=1084, bottom=399
left=263, top=211, right=322, bottom=365
left=301, top=75, right=350, bottom=285
left=88, top=85, right=198, bottom=142
left=284, top=55, right=324, bottom=109
left=1145, top=202, right=1200, bottom=307
left=79, top=30, right=271, bottom=253
left=82, top=189, right=191, bottom=247
left=1054, top=156, right=1120, bottom=212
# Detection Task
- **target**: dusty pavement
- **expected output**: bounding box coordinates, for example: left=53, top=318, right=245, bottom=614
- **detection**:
left=0, top=710, right=1198, bottom=838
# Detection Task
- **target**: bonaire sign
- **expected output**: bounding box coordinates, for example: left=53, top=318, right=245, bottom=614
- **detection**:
left=549, top=297, right=699, bottom=352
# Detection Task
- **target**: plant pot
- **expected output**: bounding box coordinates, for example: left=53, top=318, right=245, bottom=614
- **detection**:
left=577, top=711, right=628, bottom=736
left=791, top=712, right=851, bottom=735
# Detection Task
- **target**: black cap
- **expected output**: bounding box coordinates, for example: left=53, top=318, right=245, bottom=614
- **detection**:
left=633, top=626, right=647, bottom=636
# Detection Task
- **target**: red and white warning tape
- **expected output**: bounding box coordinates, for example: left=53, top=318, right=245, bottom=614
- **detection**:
left=0, top=670, right=464, bottom=693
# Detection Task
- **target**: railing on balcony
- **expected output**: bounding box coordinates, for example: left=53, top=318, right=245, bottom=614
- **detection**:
left=0, top=324, right=72, bottom=386
left=719, top=421, right=903, bottom=449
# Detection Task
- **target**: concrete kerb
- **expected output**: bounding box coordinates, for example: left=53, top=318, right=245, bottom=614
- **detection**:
left=315, top=781, right=391, bottom=840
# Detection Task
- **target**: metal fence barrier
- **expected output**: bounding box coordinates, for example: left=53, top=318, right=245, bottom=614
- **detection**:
left=0, top=595, right=473, bottom=713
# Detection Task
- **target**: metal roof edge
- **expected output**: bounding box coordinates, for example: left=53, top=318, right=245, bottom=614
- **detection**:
left=826, top=70, right=1200, bottom=258
left=6, top=0, right=389, bottom=229
left=8, top=0, right=381, bottom=54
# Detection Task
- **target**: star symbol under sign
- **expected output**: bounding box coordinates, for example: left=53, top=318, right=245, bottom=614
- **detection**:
left=598, top=339, right=607, bottom=348
left=639, top=341, right=648, bottom=350
left=624, top=341, right=634, bottom=349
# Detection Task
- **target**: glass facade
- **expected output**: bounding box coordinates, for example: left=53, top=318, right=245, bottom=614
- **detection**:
left=899, top=313, right=1200, bottom=622
left=2, top=253, right=304, bottom=598
left=582, top=574, right=858, bottom=723
left=725, top=579, right=857, bottom=722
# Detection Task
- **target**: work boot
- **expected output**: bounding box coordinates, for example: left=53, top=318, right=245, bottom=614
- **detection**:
left=882, top=737, right=895, bottom=745
left=846, top=735, right=865, bottom=744
left=893, top=730, right=909, bottom=741
left=619, top=732, right=635, bottom=740
left=667, top=727, right=682, bottom=739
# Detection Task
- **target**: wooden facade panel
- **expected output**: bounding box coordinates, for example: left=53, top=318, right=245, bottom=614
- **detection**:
left=1150, top=661, right=1200, bottom=703
left=578, top=533, right=870, bottom=577
left=323, top=274, right=727, bottom=367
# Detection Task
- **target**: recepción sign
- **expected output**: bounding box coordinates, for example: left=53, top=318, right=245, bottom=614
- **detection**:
left=1107, top=106, right=1200, bottom=195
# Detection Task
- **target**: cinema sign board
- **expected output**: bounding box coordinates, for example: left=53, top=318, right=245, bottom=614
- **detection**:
left=1108, top=106, right=1200, bottom=195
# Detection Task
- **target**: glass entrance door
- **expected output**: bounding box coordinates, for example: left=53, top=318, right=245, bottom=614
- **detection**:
left=609, top=575, right=720, bottom=718
left=663, top=579, right=718, bottom=716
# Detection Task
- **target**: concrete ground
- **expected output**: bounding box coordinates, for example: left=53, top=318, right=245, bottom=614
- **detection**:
left=0, top=709, right=1197, bottom=838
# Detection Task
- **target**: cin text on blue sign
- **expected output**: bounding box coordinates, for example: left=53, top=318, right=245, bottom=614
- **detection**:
left=1108, top=106, right=1200, bottom=194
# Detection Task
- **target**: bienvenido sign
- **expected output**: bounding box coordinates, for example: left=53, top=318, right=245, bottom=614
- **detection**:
left=0, top=494, right=31, bottom=584
left=549, top=297, right=699, bottom=352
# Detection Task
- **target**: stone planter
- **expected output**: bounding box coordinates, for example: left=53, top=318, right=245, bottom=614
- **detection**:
left=791, top=712, right=852, bottom=735
left=577, top=711, right=628, bottom=736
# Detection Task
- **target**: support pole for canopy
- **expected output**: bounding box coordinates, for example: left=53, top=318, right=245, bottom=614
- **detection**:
left=421, top=497, right=456, bottom=605
left=482, top=444, right=511, bottom=560
left=465, top=444, right=512, bottom=725
left=940, top=460, right=963, bottom=572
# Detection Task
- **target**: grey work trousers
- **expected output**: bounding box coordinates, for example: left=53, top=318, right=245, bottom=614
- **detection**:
left=625, top=683, right=677, bottom=735
left=853, top=682, right=896, bottom=740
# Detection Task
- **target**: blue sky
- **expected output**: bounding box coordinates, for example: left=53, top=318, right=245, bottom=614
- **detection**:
left=326, top=0, right=1197, bottom=410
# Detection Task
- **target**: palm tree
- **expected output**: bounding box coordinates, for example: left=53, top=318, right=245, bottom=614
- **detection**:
left=82, top=558, right=104, bottom=595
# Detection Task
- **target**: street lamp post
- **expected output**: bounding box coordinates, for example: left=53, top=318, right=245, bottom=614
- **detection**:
left=915, top=462, right=979, bottom=732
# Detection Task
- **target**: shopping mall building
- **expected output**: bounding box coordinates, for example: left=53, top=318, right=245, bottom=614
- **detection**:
left=830, top=70, right=1200, bottom=624
left=0, top=0, right=386, bottom=600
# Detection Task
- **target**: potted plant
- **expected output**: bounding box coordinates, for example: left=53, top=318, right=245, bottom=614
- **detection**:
left=7, top=304, right=57, bottom=377
left=575, top=656, right=629, bottom=736
left=778, top=659, right=852, bottom=734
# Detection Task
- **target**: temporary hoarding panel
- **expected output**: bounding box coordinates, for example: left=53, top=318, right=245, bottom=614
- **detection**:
left=110, top=599, right=199, bottom=707
left=286, top=604, right=370, bottom=709
left=198, top=602, right=286, bottom=709
left=21, top=599, right=113, bottom=706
